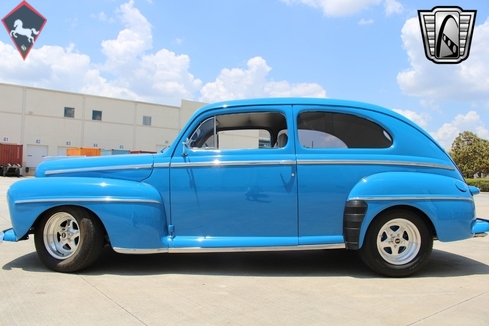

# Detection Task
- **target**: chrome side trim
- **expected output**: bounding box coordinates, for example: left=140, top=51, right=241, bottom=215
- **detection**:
left=170, top=159, right=454, bottom=170
left=45, top=164, right=153, bottom=175
left=153, top=163, right=170, bottom=168
left=298, top=160, right=455, bottom=170
left=113, top=248, right=169, bottom=254
left=171, top=160, right=295, bottom=168
left=113, top=243, right=345, bottom=254
left=15, top=197, right=161, bottom=205
left=350, top=196, right=473, bottom=202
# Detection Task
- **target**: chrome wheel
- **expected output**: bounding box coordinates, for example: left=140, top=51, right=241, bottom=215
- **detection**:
left=35, top=206, right=104, bottom=272
left=376, top=218, right=421, bottom=265
left=359, top=209, right=433, bottom=277
left=43, top=212, right=80, bottom=259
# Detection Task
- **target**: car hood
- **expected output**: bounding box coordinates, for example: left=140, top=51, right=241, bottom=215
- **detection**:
left=35, top=154, right=155, bottom=182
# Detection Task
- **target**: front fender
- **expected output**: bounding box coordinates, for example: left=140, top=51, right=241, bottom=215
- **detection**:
left=7, top=177, right=169, bottom=249
left=346, top=172, right=475, bottom=247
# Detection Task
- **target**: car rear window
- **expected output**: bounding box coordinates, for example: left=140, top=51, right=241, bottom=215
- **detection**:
left=297, top=111, right=392, bottom=149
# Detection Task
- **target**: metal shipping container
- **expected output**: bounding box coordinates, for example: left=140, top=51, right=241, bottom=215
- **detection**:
left=0, top=143, right=23, bottom=177
left=0, top=143, right=23, bottom=166
left=66, top=148, right=101, bottom=156
left=101, top=149, right=131, bottom=156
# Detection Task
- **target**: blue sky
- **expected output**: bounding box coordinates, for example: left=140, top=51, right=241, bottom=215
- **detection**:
left=0, top=0, right=488, bottom=149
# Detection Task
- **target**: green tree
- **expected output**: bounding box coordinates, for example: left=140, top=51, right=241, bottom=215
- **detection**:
left=451, top=131, right=489, bottom=178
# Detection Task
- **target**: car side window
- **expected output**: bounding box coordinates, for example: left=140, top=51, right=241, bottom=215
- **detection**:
left=188, top=112, right=287, bottom=150
left=189, top=117, right=216, bottom=149
left=297, top=111, right=392, bottom=149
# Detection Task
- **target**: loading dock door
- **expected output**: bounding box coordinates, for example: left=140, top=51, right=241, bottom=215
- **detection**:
left=26, top=145, right=48, bottom=168
left=57, top=147, right=69, bottom=156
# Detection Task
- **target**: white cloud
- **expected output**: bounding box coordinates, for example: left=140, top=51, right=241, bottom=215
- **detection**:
left=91, top=12, right=115, bottom=23
left=173, top=38, right=184, bottom=45
left=397, top=16, right=489, bottom=103
left=358, top=18, right=374, bottom=25
left=0, top=41, right=93, bottom=91
left=80, top=69, right=140, bottom=100
left=0, top=0, right=326, bottom=106
left=281, top=0, right=380, bottom=16
left=94, top=0, right=202, bottom=104
left=0, top=0, right=202, bottom=105
left=65, top=17, right=78, bottom=30
left=265, top=80, right=326, bottom=98
left=384, top=0, right=403, bottom=16
left=430, top=111, right=489, bottom=149
left=419, top=99, right=440, bottom=112
left=280, top=0, right=402, bottom=16
left=199, top=57, right=326, bottom=103
left=101, top=0, right=152, bottom=70
left=392, top=109, right=430, bottom=128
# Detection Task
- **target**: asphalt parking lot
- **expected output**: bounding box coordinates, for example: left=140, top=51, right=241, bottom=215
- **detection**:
left=0, top=176, right=488, bottom=326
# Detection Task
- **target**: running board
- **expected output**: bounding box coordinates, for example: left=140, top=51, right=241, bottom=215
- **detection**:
left=113, top=243, right=346, bottom=255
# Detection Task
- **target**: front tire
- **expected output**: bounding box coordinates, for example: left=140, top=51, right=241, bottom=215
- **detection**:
left=34, top=206, right=104, bottom=273
left=359, top=210, right=433, bottom=277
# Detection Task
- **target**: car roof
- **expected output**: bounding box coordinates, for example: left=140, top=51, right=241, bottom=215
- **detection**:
left=193, top=97, right=444, bottom=153
left=198, top=98, right=411, bottom=127
left=165, top=97, right=453, bottom=164
left=200, top=98, right=396, bottom=117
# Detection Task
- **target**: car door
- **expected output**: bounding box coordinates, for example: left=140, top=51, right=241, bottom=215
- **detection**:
left=293, top=105, right=394, bottom=246
left=169, top=106, right=298, bottom=249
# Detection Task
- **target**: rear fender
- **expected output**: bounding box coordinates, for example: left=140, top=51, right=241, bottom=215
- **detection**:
left=346, top=172, right=475, bottom=248
left=7, top=177, right=169, bottom=249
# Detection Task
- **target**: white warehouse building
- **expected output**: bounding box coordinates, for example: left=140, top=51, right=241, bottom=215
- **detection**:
left=0, top=82, right=207, bottom=175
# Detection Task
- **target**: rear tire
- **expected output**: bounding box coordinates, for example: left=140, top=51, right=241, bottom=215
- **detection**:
left=34, top=206, right=104, bottom=273
left=359, top=209, right=433, bottom=277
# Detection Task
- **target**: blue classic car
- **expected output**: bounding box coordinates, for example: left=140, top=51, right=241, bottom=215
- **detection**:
left=2, top=98, right=489, bottom=277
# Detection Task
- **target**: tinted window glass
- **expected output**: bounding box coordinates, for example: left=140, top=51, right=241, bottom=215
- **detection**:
left=298, top=111, right=392, bottom=148
left=143, top=116, right=152, bottom=126
left=64, top=107, right=75, bottom=118
left=188, top=112, right=286, bottom=150
left=92, top=110, right=102, bottom=121
left=189, top=117, right=216, bottom=148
